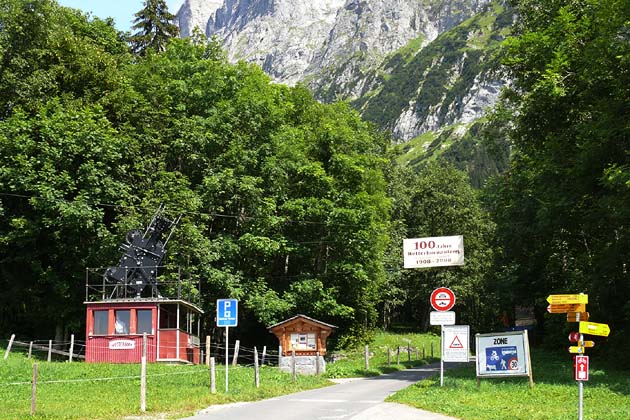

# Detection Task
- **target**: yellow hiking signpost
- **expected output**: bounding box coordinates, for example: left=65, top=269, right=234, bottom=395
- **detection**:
left=579, top=321, right=610, bottom=337
left=547, top=304, right=586, bottom=314
left=546, top=294, right=588, bottom=305
left=546, top=293, right=611, bottom=420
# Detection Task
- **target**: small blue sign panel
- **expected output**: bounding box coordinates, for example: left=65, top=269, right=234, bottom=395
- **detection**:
left=485, top=346, right=518, bottom=372
left=217, top=299, right=238, bottom=327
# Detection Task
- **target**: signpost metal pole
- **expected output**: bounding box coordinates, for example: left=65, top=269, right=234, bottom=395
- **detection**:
left=578, top=381, right=583, bottom=420
left=225, top=326, right=229, bottom=393
left=440, top=326, right=444, bottom=387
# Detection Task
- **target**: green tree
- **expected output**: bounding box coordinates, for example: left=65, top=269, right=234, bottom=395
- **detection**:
left=0, top=0, right=135, bottom=338
left=402, top=163, right=497, bottom=332
left=129, top=0, right=179, bottom=56
left=490, top=0, right=630, bottom=347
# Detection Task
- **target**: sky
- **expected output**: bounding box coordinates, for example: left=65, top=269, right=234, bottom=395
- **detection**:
left=56, top=1, right=185, bottom=33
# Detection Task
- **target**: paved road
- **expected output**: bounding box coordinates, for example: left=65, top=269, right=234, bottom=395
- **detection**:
left=180, top=363, right=459, bottom=420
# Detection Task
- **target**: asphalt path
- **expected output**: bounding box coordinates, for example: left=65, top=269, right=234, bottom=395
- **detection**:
left=180, top=362, right=460, bottom=420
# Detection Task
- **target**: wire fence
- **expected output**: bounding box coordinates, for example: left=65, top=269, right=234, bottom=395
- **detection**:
left=1, top=334, right=288, bottom=417
left=2, top=335, right=282, bottom=366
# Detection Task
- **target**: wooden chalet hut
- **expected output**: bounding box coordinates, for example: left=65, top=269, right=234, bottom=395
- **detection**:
left=268, top=314, right=336, bottom=374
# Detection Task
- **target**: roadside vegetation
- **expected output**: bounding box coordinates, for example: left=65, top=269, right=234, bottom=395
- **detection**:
left=389, top=351, right=630, bottom=420
left=324, top=330, right=441, bottom=378
left=3, top=331, right=630, bottom=419
left=0, top=347, right=330, bottom=420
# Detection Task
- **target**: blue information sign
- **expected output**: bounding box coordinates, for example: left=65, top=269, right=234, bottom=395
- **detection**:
left=217, top=299, right=238, bottom=327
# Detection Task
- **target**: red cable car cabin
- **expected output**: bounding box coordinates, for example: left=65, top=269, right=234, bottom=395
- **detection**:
left=85, top=298, right=203, bottom=364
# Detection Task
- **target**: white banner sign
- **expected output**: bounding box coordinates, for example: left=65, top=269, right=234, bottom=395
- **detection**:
left=430, top=311, right=456, bottom=326
left=442, top=325, right=469, bottom=362
left=403, top=235, right=464, bottom=268
left=109, top=339, right=135, bottom=350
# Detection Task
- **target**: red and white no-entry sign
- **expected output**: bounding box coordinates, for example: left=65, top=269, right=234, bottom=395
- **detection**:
left=430, top=287, right=456, bottom=311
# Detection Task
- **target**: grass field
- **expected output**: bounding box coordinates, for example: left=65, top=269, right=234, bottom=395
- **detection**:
left=3, top=332, right=629, bottom=420
left=0, top=353, right=330, bottom=420
left=388, top=351, right=630, bottom=420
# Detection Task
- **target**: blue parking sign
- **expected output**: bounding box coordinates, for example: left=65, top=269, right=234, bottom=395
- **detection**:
left=217, top=299, right=238, bottom=327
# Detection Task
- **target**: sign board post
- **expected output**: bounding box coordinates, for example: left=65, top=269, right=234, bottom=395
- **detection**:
left=575, top=355, right=589, bottom=420
left=441, top=325, right=469, bottom=386
left=475, top=330, right=533, bottom=388
left=217, top=299, right=238, bottom=393
left=546, top=293, right=612, bottom=420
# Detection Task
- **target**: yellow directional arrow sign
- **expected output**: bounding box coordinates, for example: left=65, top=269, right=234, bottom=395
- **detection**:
left=579, top=321, right=610, bottom=337
left=569, top=346, right=585, bottom=354
left=547, top=304, right=586, bottom=314
left=580, top=341, right=595, bottom=348
left=547, top=294, right=588, bottom=305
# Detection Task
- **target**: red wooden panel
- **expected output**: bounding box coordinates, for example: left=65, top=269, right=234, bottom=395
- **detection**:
left=85, top=335, right=156, bottom=363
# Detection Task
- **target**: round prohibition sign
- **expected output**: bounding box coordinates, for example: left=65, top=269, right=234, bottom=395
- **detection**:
left=430, top=287, right=456, bottom=311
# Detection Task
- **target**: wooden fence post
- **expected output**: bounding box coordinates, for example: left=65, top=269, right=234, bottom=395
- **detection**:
left=316, top=351, right=321, bottom=375
left=31, top=363, right=38, bottom=415
left=4, top=334, right=15, bottom=360
left=407, top=342, right=411, bottom=362
left=232, top=340, right=240, bottom=366
left=254, top=347, right=260, bottom=388
left=210, top=357, right=216, bottom=394
left=262, top=346, right=267, bottom=366
left=140, top=333, right=147, bottom=412
left=206, top=336, right=211, bottom=366
left=291, top=350, right=296, bottom=382
left=431, top=342, right=434, bottom=358
left=69, top=334, right=74, bottom=363
left=47, top=340, right=52, bottom=362
left=396, top=346, right=400, bottom=365
left=364, top=345, right=369, bottom=370
left=28, top=341, right=33, bottom=359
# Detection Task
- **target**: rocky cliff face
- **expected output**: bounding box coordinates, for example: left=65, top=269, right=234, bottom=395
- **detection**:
left=176, top=0, right=224, bottom=38
left=175, top=0, right=506, bottom=143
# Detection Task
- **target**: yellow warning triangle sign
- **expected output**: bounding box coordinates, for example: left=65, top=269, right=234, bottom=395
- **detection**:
left=449, top=335, right=464, bottom=348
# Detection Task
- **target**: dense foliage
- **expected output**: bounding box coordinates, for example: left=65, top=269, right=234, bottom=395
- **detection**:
left=0, top=0, right=495, bottom=348
left=489, top=0, right=630, bottom=354
left=1, top=0, right=627, bottom=358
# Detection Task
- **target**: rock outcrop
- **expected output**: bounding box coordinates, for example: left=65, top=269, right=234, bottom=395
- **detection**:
left=175, top=0, right=507, bottom=142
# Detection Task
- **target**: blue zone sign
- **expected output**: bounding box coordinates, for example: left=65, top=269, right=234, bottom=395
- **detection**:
left=475, top=331, right=531, bottom=377
left=217, top=299, right=238, bottom=327
left=485, top=346, right=519, bottom=371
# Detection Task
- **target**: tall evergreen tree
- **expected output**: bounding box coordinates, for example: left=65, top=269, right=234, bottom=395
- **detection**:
left=129, top=0, right=179, bottom=56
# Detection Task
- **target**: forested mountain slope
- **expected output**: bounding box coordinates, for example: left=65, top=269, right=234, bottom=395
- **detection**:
left=176, top=0, right=512, bottom=184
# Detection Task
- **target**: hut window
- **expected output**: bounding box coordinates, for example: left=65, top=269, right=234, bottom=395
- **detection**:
left=115, top=310, right=130, bottom=334
left=137, top=309, right=152, bottom=334
left=93, top=310, right=109, bottom=335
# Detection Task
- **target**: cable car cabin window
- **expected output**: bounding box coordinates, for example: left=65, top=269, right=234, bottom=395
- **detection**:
left=115, top=310, right=130, bottom=334
left=137, top=309, right=152, bottom=334
left=159, top=304, right=177, bottom=329
left=179, top=307, right=187, bottom=332
left=93, top=310, right=109, bottom=335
